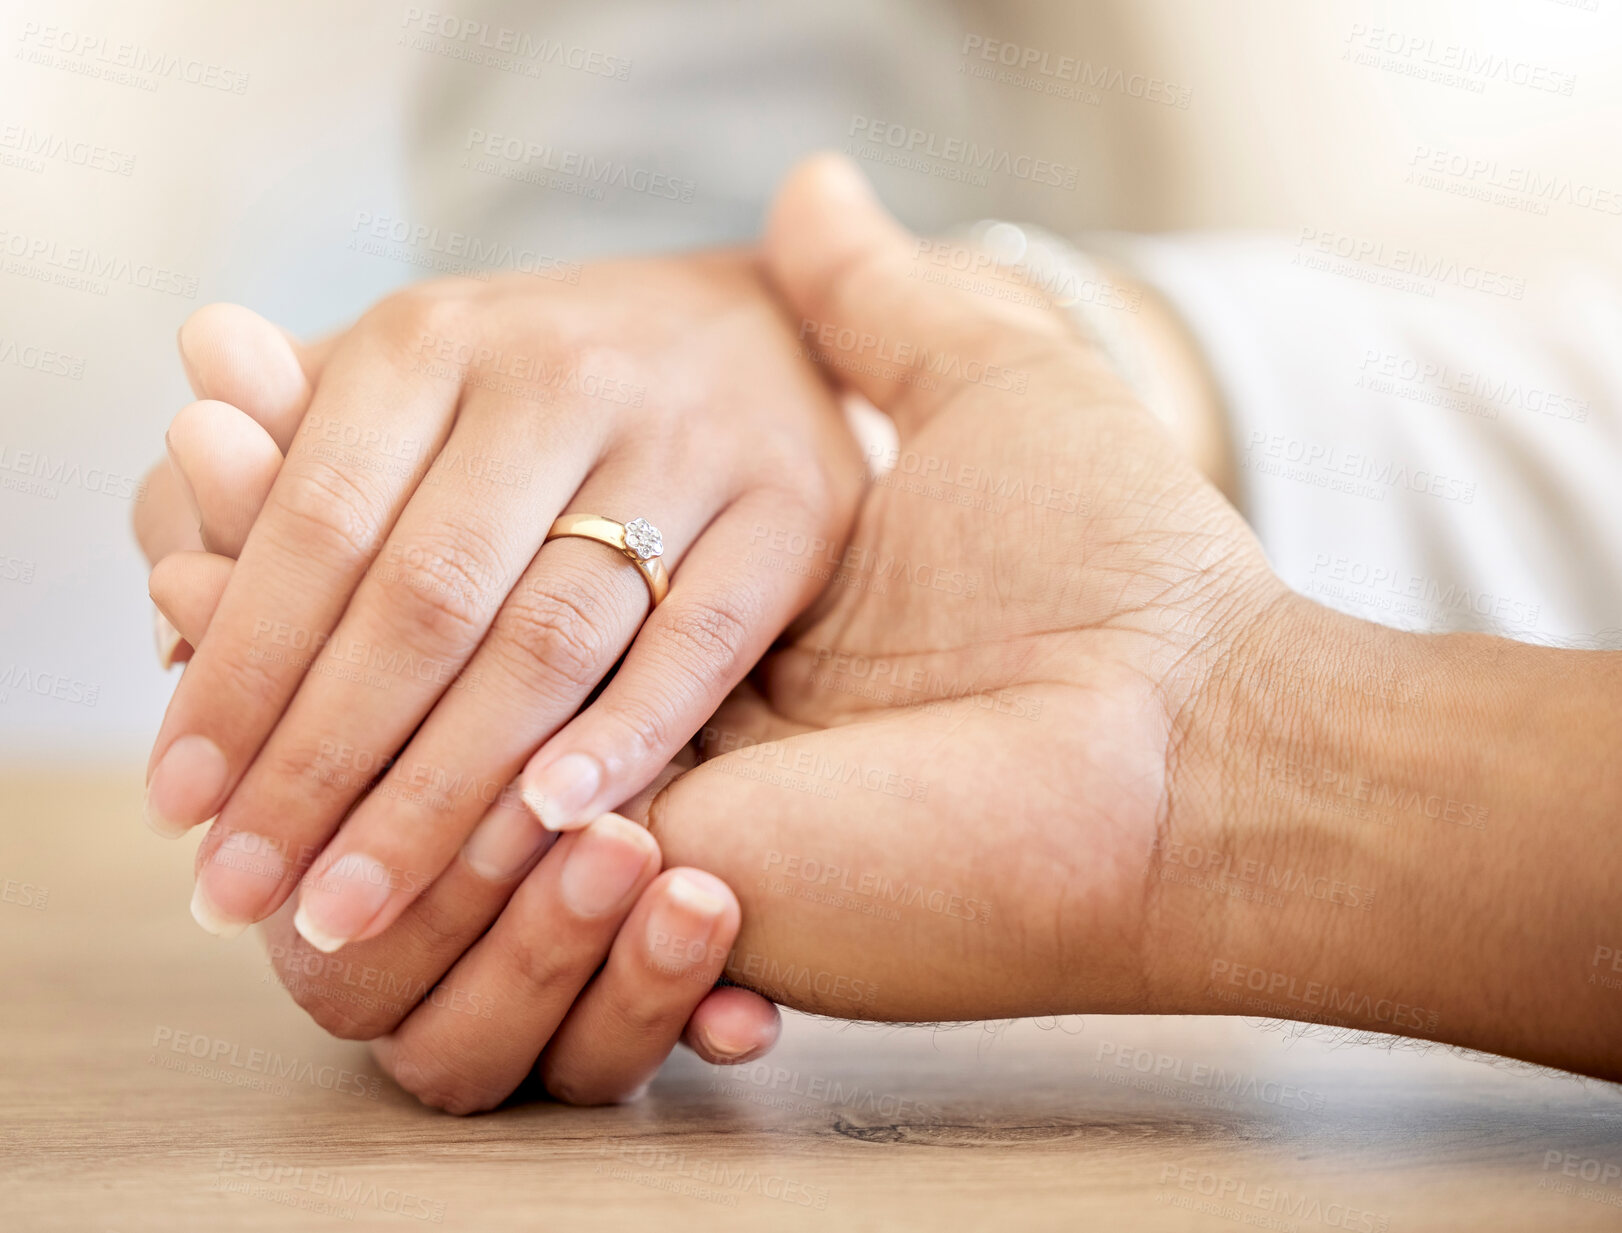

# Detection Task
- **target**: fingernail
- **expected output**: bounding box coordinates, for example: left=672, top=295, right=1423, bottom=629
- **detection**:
left=559, top=814, right=654, bottom=918
left=697, top=1025, right=770, bottom=1064
left=294, top=853, right=394, bottom=953
left=645, top=870, right=728, bottom=974
left=193, top=830, right=288, bottom=935
left=461, top=798, right=550, bottom=881
left=521, top=752, right=603, bottom=831
left=153, top=607, right=185, bottom=671
left=190, top=882, right=246, bottom=939
left=164, top=433, right=201, bottom=516
left=146, top=734, right=228, bottom=836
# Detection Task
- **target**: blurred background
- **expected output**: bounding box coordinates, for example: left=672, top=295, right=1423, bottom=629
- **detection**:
left=3, top=0, right=1620, bottom=761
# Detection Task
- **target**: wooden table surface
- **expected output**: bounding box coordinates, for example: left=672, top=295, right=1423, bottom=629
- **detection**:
left=2, top=769, right=1620, bottom=1232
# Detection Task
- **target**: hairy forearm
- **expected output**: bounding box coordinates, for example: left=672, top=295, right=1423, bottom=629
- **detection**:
left=1159, top=594, right=1622, bottom=1078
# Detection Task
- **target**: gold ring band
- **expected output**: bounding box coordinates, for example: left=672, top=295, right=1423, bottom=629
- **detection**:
left=544, top=514, right=670, bottom=607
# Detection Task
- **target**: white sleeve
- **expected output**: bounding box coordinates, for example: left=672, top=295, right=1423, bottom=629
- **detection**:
left=1110, top=234, right=1622, bottom=650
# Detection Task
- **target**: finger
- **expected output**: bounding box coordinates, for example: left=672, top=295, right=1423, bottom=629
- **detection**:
left=516, top=486, right=837, bottom=832
left=177, top=302, right=336, bottom=450
left=134, top=459, right=207, bottom=670
left=537, top=868, right=739, bottom=1105
left=261, top=753, right=695, bottom=1031
left=763, top=153, right=1071, bottom=429
left=258, top=788, right=551, bottom=1013
left=145, top=297, right=466, bottom=843
left=132, top=459, right=204, bottom=566
left=147, top=552, right=233, bottom=681
left=256, top=787, right=552, bottom=1010
left=165, top=400, right=284, bottom=557
left=369, top=813, right=659, bottom=1115
left=260, top=770, right=778, bottom=1069
left=288, top=448, right=717, bottom=952
left=681, top=985, right=782, bottom=1066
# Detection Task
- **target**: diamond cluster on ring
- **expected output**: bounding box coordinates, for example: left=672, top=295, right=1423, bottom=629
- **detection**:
left=623, top=517, right=664, bottom=561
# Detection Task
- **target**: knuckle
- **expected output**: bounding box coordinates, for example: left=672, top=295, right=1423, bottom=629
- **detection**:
left=208, top=642, right=288, bottom=715
left=260, top=737, right=363, bottom=799
left=607, top=985, right=684, bottom=1041
left=490, top=580, right=615, bottom=700
left=277, top=965, right=389, bottom=1040
left=389, top=1041, right=494, bottom=1116
left=544, top=1069, right=637, bottom=1108
left=655, top=594, right=758, bottom=683
left=300, top=992, right=381, bottom=1042
left=397, top=886, right=479, bottom=960
left=374, top=530, right=499, bottom=652
left=364, top=287, right=475, bottom=364
left=598, top=690, right=682, bottom=766
left=492, top=926, right=575, bottom=993
left=269, top=456, right=388, bottom=559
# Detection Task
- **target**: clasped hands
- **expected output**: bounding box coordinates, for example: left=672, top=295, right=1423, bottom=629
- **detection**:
left=134, top=154, right=1441, bottom=1111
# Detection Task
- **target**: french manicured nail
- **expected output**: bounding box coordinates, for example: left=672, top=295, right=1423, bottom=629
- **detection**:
left=294, top=853, right=393, bottom=953
left=645, top=871, right=728, bottom=973
left=521, top=752, right=603, bottom=831
left=153, top=607, right=184, bottom=671
left=559, top=814, right=654, bottom=918
left=192, top=830, right=288, bottom=936
left=146, top=734, right=228, bottom=837
left=461, top=799, right=549, bottom=881
left=189, top=882, right=245, bottom=939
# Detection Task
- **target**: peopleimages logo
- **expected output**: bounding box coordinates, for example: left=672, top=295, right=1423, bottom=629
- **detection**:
left=846, top=116, right=1079, bottom=190
left=463, top=130, right=696, bottom=202
left=1407, top=146, right=1622, bottom=217
left=15, top=21, right=251, bottom=93
left=797, top=318, right=1029, bottom=393
left=349, top=211, right=581, bottom=282
left=0, top=335, right=85, bottom=380
left=0, top=444, right=147, bottom=501
left=213, top=1150, right=446, bottom=1222
left=1344, top=23, right=1577, bottom=96
left=0, top=228, right=199, bottom=299
left=149, top=1027, right=382, bottom=1098
left=1207, top=959, right=1440, bottom=1032
left=0, top=124, right=136, bottom=175
left=400, top=8, right=631, bottom=80
left=1295, top=227, right=1525, bottom=300
left=959, top=35, right=1193, bottom=108
left=1158, top=1165, right=1391, bottom=1232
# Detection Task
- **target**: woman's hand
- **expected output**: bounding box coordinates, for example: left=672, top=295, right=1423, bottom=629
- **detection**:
left=135, top=297, right=788, bottom=1109
left=141, top=254, right=864, bottom=955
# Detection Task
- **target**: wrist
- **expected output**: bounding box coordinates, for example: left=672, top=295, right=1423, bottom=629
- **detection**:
left=1155, top=594, right=1622, bottom=1077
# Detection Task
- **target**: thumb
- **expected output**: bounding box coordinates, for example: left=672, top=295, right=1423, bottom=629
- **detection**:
left=762, top=153, right=1070, bottom=434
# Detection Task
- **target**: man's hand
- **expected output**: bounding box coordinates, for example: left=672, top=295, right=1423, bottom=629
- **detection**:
left=648, top=155, right=1290, bottom=1021
left=649, top=156, right=1622, bottom=1085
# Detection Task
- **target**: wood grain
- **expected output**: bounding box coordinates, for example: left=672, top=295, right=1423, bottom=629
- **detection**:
left=1, top=769, right=1619, bottom=1231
